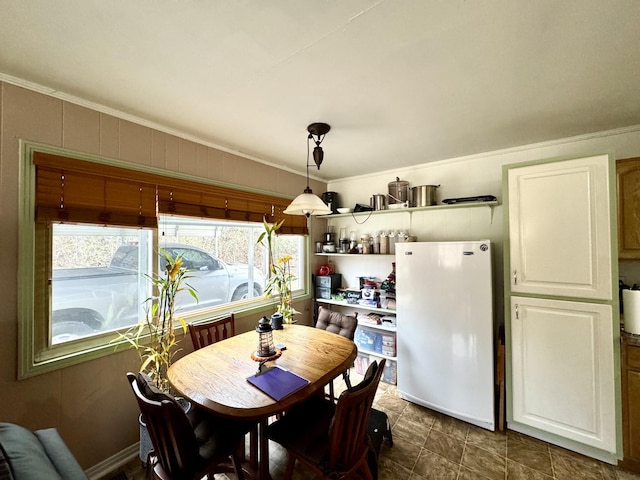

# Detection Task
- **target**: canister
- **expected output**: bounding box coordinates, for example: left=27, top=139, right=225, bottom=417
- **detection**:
left=370, top=194, right=387, bottom=210
left=388, top=177, right=410, bottom=205
left=388, top=231, right=397, bottom=255
left=372, top=232, right=380, bottom=254
left=380, top=232, right=389, bottom=254
left=360, top=234, right=371, bottom=254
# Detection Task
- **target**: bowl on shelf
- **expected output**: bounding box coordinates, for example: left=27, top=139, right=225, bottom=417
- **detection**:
left=337, top=207, right=352, bottom=214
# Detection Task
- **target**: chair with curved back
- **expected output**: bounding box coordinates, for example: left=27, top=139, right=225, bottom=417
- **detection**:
left=266, top=358, right=386, bottom=480
left=188, top=313, right=235, bottom=350
left=315, top=305, right=358, bottom=401
left=187, top=313, right=259, bottom=469
left=126, top=372, right=252, bottom=480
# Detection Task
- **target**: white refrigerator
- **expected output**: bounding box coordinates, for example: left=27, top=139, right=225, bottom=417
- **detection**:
left=396, top=241, right=495, bottom=431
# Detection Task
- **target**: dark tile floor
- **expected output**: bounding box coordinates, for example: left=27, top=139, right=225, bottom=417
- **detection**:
left=108, top=372, right=640, bottom=480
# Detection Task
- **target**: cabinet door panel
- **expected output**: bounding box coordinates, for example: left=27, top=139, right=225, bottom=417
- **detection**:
left=508, top=154, right=612, bottom=300
left=626, top=369, right=640, bottom=459
left=617, top=157, right=640, bottom=259
left=510, top=296, right=616, bottom=452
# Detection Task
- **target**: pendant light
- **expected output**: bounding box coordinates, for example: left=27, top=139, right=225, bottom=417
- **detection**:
left=284, top=123, right=332, bottom=217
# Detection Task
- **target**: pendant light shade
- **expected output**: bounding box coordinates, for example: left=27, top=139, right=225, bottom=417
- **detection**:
left=284, top=187, right=332, bottom=217
left=284, top=123, right=332, bottom=218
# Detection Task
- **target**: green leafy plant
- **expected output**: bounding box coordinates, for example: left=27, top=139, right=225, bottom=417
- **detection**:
left=116, top=249, right=198, bottom=391
left=257, top=218, right=299, bottom=323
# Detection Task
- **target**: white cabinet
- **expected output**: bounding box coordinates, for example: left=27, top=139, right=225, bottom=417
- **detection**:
left=507, top=155, right=612, bottom=300
left=505, top=153, right=619, bottom=460
left=510, top=296, right=616, bottom=452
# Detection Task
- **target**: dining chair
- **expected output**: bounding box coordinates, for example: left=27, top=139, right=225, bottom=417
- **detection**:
left=188, top=313, right=259, bottom=469
left=266, top=359, right=385, bottom=480
left=126, top=372, right=253, bottom=480
left=188, top=313, right=235, bottom=350
left=315, top=305, right=358, bottom=401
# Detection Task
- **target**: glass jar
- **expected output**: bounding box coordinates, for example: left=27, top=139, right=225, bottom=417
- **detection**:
left=389, top=231, right=397, bottom=255
left=348, top=231, right=356, bottom=250
left=361, top=234, right=370, bottom=254
left=372, top=232, right=380, bottom=254
left=380, top=232, right=389, bottom=254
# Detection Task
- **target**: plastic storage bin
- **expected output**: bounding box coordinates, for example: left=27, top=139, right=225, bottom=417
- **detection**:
left=355, top=353, right=397, bottom=385
left=315, top=273, right=342, bottom=300
left=355, top=326, right=396, bottom=357
left=355, top=326, right=383, bottom=354
left=381, top=332, right=396, bottom=357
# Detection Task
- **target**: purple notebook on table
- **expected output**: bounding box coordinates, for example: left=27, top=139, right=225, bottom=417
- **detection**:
left=247, top=366, right=310, bottom=401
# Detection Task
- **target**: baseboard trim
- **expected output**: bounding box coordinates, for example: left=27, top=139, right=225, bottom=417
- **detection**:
left=85, top=443, right=139, bottom=480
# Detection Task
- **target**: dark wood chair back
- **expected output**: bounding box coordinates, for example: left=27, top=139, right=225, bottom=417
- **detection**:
left=328, top=358, right=385, bottom=474
left=126, top=373, right=200, bottom=479
left=265, top=359, right=385, bottom=479
left=188, top=313, right=235, bottom=350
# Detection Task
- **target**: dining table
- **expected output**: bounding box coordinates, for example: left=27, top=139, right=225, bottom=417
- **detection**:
left=167, top=323, right=358, bottom=480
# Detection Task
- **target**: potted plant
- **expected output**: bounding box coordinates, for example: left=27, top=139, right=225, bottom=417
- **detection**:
left=116, top=249, right=197, bottom=464
left=117, top=249, right=198, bottom=391
left=257, top=218, right=299, bottom=325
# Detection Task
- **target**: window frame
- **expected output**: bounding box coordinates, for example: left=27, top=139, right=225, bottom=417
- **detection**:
left=18, top=141, right=312, bottom=379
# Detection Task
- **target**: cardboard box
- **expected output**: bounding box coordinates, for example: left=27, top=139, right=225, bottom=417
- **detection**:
left=343, top=289, right=362, bottom=304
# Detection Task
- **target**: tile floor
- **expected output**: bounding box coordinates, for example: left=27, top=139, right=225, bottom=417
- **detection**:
left=108, top=373, right=640, bottom=480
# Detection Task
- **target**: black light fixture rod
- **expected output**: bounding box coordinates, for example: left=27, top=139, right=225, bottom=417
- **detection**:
left=307, top=122, right=331, bottom=138
left=307, top=123, right=330, bottom=170
left=305, top=131, right=312, bottom=185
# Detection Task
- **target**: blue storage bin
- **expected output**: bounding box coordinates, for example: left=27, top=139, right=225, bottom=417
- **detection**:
left=355, top=326, right=382, bottom=354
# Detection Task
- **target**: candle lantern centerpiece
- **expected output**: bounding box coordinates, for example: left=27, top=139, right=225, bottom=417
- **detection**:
left=256, top=316, right=276, bottom=358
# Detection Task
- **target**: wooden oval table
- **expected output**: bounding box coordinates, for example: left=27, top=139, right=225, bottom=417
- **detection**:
left=168, top=324, right=358, bottom=480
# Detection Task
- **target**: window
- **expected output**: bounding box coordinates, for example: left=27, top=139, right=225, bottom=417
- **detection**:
left=159, top=215, right=303, bottom=300
left=51, top=224, right=152, bottom=344
left=18, top=144, right=309, bottom=378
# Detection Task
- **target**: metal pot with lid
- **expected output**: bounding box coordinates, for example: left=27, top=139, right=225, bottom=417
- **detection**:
left=410, top=185, right=440, bottom=207
left=388, top=177, right=410, bottom=205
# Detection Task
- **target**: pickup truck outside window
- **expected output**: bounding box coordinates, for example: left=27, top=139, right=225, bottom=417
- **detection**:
left=50, top=215, right=300, bottom=344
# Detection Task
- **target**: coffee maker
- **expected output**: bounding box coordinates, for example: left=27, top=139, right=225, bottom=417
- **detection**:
left=321, top=191, right=339, bottom=214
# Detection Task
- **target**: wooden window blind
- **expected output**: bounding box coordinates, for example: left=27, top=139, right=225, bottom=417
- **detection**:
left=157, top=184, right=307, bottom=234
left=33, top=151, right=308, bottom=234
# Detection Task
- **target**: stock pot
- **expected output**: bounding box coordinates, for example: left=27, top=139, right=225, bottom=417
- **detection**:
left=410, top=185, right=440, bottom=207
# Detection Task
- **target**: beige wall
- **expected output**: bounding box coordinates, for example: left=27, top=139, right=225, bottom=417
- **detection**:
left=0, top=81, right=324, bottom=470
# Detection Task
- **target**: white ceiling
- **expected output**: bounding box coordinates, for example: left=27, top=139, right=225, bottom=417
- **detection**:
left=2, top=1, right=640, bottom=181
